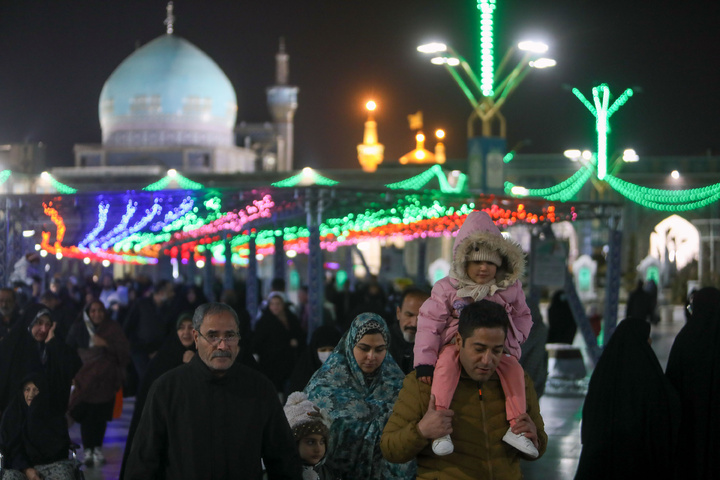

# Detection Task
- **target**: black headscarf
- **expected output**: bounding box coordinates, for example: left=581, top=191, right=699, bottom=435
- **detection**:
left=287, top=326, right=342, bottom=395
left=665, top=286, right=720, bottom=479
left=576, top=317, right=680, bottom=480
left=0, top=373, right=70, bottom=470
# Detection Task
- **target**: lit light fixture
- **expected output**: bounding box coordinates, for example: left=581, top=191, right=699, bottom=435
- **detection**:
left=256, top=253, right=264, bottom=261
left=286, top=249, right=297, bottom=258
left=167, top=168, right=178, bottom=177
left=622, top=149, right=639, bottom=162
left=39, top=250, right=48, bottom=257
left=196, top=259, right=205, bottom=268
left=22, top=230, right=35, bottom=237
left=101, top=260, right=110, bottom=267
left=40, top=171, right=51, bottom=180
left=435, top=129, right=445, bottom=139
left=417, top=42, right=448, bottom=54
left=34, top=244, right=41, bottom=251
left=56, top=252, right=63, bottom=260
left=582, top=150, right=593, bottom=161
left=430, top=56, right=460, bottom=66
left=366, top=100, right=377, bottom=111
left=671, top=170, right=680, bottom=179
left=511, top=186, right=529, bottom=196
left=529, top=58, right=556, bottom=69
left=564, top=149, right=582, bottom=161
left=83, top=257, right=91, bottom=264
left=518, top=40, right=549, bottom=53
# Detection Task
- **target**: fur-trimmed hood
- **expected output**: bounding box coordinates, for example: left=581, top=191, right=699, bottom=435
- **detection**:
left=450, top=211, right=526, bottom=291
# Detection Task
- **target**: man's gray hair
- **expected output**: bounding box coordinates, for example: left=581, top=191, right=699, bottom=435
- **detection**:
left=192, top=302, right=240, bottom=331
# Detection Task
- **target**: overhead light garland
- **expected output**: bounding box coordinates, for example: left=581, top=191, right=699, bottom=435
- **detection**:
left=507, top=83, right=720, bottom=211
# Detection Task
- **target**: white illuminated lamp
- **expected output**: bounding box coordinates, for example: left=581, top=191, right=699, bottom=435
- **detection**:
left=518, top=40, right=549, bottom=53
left=256, top=253, right=264, bottom=261
left=22, top=230, right=35, bottom=237
left=196, top=259, right=205, bottom=269
left=511, top=186, right=529, bottom=196
left=671, top=170, right=680, bottom=179
left=56, top=252, right=63, bottom=260
left=101, top=260, right=110, bottom=267
left=40, top=171, right=51, bottom=181
left=286, top=250, right=297, bottom=258
left=34, top=244, right=41, bottom=251
left=622, top=149, right=639, bottom=162
left=417, top=42, right=447, bottom=54
left=83, top=257, right=91, bottom=264
left=529, top=58, right=556, bottom=69
left=564, top=149, right=582, bottom=162
left=167, top=168, right=178, bottom=177
left=39, top=250, right=48, bottom=257
left=582, top=150, right=593, bottom=161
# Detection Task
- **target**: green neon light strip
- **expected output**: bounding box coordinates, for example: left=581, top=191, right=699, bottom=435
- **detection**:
left=0, top=170, right=11, bottom=185
left=143, top=173, right=204, bottom=191
left=50, top=176, right=77, bottom=194
left=477, top=0, right=496, bottom=97
left=386, top=165, right=467, bottom=193
left=608, top=183, right=720, bottom=211
left=505, top=162, right=594, bottom=199
left=572, top=88, right=597, bottom=116
left=271, top=171, right=338, bottom=187
left=607, top=89, right=633, bottom=117
left=605, top=174, right=720, bottom=205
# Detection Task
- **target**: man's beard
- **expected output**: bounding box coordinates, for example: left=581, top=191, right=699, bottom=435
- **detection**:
left=402, top=328, right=416, bottom=343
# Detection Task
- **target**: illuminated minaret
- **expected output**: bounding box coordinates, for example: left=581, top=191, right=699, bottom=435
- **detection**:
left=357, top=100, right=384, bottom=172
left=267, top=38, right=299, bottom=172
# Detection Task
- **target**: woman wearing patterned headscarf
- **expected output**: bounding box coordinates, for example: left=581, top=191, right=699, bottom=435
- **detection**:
left=304, top=313, right=415, bottom=479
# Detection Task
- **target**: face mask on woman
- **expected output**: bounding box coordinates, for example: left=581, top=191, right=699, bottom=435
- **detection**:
left=317, top=351, right=332, bottom=364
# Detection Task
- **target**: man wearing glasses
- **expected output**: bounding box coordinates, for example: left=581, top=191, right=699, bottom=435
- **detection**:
left=125, top=302, right=302, bottom=479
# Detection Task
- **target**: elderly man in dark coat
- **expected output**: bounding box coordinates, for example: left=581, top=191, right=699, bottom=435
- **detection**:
left=125, top=302, right=302, bottom=479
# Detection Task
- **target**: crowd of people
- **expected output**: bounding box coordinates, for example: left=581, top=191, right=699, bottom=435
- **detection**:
left=0, top=209, right=717, bottom=479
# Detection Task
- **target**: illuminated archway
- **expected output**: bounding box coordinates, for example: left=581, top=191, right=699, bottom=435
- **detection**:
left=649, top=215, right=699, bottom=270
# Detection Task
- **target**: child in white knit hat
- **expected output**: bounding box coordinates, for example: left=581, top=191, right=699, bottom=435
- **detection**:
left=284, top=392, right=340, bottom=480
left=413, top=210, right=538, bottom=458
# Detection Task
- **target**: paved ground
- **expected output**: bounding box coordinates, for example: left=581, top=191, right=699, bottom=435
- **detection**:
left=74, top=306, right=687, bottom=480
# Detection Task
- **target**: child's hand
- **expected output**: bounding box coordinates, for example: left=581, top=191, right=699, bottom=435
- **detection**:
left=418, top=376, right=433, bottom=385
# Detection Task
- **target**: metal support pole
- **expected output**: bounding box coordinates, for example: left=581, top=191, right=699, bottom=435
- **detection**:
left=416, top=238, right=427, bottom=285
left=564, top=270, right=602, bottom=364
left=223, top=237, right=233, bottom=292
left=157, top=254, right=173, bottom=282
left=306, top=189, right=326, bottom=343
left=273, top=233, right=286, bottom=285
left=203, top=256, right=215, bottom=302
left=0, top=197, right=9, bottom=286
left=246, top=234, right=259, bottom=320
left=603, top=221, right=623, bottom=346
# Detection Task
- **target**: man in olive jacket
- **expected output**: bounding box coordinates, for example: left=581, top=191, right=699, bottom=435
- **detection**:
left=381, top=300, right=547, bottom=480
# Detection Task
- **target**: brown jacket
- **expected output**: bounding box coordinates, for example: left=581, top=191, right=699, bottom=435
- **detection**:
left=381, top=369, right=547, bottom=480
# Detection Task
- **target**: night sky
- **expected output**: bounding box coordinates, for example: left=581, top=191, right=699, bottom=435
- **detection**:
left=0, top=0, right=718, bottom=170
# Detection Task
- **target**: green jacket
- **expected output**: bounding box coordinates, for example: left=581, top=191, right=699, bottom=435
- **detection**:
left=381, top=370, right=547, bottom=480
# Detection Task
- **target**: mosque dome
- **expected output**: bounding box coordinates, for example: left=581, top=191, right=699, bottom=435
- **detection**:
left=99, top=34, right=238, bottom=148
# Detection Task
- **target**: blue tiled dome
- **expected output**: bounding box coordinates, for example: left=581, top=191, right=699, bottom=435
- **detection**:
left=99, top=34, right=238, bottom=148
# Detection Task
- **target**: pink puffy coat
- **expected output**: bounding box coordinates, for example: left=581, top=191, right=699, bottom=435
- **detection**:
left=414, top=211, right=532, bottom=367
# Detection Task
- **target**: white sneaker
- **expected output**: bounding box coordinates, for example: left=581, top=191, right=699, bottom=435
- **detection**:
left=431, top=434, right=454, bottom=456
left=502, top=426, right=539, bottom=458
left=92, top=447, right=106, bottom=467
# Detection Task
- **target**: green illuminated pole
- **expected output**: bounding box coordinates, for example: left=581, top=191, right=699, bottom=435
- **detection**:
left=572, top=84, right=633, bottom=180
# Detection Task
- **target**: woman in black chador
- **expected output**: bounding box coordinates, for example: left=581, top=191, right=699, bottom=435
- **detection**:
left=576, top=317, right=680, bottom=479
